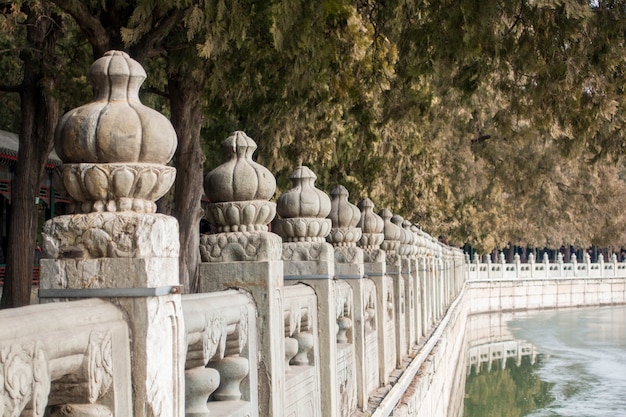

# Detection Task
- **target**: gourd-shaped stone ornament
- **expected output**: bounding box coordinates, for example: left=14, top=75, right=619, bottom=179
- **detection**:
left=203, top=132, right=277, bottom=232
left=391, top=215, right=411, bottom=256
left=380, top=209, right=402, bottom=253
left=274, top=166, right=331, bottom=242
left=277, top=166, right=331, bottom=218
left=327, top=185, right=361, bottom=247
left=356, top=198, right=384, bottom=249
left=55, top=51, right=177, bottom=213
left=204, top=131, right=276, bottom=202
left=404, top=221, right=418, bottom=257
left=56, top=51, right=176, bottom=164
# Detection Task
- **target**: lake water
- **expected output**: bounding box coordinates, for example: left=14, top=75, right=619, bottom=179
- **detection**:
left=464, top=305, right=626, bottom=417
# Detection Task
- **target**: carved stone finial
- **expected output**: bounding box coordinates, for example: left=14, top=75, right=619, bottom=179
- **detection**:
left=199, top=132, right=281, bottom=262
left=273, top=166, right=332, bottom=242
left=202, top=132, right=277, bottom=233
left=402, top=220, right=417, bottom=257
left=55, top=50, right=177, bottom=213
left=327, top=185, right=361, bottom=247
left=277, top=166, right=331, bottom=218
left=356, top=198, right=384, bottom=249
left=379, top=209, right=402, bottom=254
left=204, top=131, right=276, bottom=203
left=56, top=51, right=177, bottom=164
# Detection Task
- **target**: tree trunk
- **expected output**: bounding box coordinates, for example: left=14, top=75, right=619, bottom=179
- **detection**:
left=0, top=9, right=59, bottom=308
left=169, top=71, right=206, bottom=294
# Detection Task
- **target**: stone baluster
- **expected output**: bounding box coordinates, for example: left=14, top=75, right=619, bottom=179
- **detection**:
left=415, top=227, right=431, bottom=338
left=274, top=166, right=337, bottom=417
left=198, top=131, right=285, bottom=416
left=411, top=225, right=423, bottom=342
left=40, top=51, right=183, bottom=417
left=182, top=291, right=257, bottom=417
left=357, top=198, right=395, bottom=386
left=208, top=329, right=250, bottom=401
left=402, top=220, right=417, bottom=348
left=327, top=185, right=371, bottom=411
left=388, top=213, right=410, bottom=365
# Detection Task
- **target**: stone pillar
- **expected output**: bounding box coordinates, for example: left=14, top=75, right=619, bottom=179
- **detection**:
left=197, top=131, right=285, bottom=417
left=328, top=185, right=369, bottom=411
left=411, top=225, right=423, bottom=342
left=39, top=51, right=184, bottom=417
left=380, top=210, right=405, bottom=368
left=357, top=198, right=395, bottom=386
left=400, top=220, right=417, bottom=348
left=274, top=166, right=339, bottom=417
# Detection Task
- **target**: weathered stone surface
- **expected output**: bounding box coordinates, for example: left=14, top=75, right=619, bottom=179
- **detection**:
left=276, top=166, right=331, bottom=219
left=328, top=186, right=362, bottom=248
left=42, top=213, right=179, bottom=260
left=281, top=241, right=334, bottom=263
left=204, top=131, right=276, bottom=203
left=204, top=200, right=276, bottom=232
left=199, top=231, right=282, bottom=262
left=61, top=163, right=175, bottom=213
left=357, top=199, right=384, bottom=249
left=55, top=51, right=176, bottom=165
left=0, top=299, right=132, bottom=417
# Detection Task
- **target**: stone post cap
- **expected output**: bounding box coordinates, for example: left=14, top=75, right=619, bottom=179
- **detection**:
left=356, top=198, right=384, bottom=249
left=328, top=185, right=360, bottom=228
left=56, top=50, right=177, bottom=165
left=327, top=185, right=362, bottom=247
left=273, top=166, right=331, bottom=241
left=277, top=166, right=331, bottom=219
left=204, top=131, right=277, bottom=203
left=54, top=50, right=178, bottom=213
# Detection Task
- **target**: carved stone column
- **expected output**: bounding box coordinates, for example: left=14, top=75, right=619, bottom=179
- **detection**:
left=410, top=225, right=423, bottom=342
left=274, top=166, right=339, bottom=417
left=198, top=131, right=285, bottom=417
left=380, top=209, right=404, bottom=368
left=357, top=199, right=395, bottom=386
left=39, top=51, right=184, bottom=417
left=398, top=219, right=417, bottom=350
left=327, top=185, right=368, bottom=411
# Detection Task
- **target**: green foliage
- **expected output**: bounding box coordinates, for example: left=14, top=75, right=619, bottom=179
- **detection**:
left=3, top=0, right=626, bottom=255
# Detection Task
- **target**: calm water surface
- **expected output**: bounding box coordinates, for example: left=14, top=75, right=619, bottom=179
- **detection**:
left=464, top=305, right=626, bottom=417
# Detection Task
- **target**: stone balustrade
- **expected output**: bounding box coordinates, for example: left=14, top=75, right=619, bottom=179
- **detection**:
left=0, top=52, right=468, bottom=417
left=182, top=290, right=257, bottom=417
left=0, top=299, right=132, bottom=417
left=466, top=252, right=626, bottom=280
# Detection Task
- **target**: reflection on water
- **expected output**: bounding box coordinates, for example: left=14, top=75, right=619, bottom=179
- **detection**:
left=462, top=306, right=626, bottom=417
left=465, top=355, right=553, bottom=417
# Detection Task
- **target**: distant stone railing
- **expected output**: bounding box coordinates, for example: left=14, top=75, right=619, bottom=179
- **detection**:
left=466, top=252, right=626, bottom=280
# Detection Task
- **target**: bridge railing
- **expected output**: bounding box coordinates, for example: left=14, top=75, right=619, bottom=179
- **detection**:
left=0, top=298, right=132, bottom=416
left=466, top=252, right=626, bottom=280
left=1, top=52, right=470, bottom=417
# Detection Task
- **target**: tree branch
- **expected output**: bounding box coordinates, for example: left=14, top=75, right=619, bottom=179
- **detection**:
left=48, top=0, right=111, bottom=56
left=131, top=9, right=187, bottom=62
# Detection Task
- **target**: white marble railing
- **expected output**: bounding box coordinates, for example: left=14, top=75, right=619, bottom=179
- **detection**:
left=0, top=299, right=132, bottom=417
left=182, top=290, right=257, bottom=417
left=0, top=52, right=472, bottom=417
left=466, top=252, right=626, bottom=280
